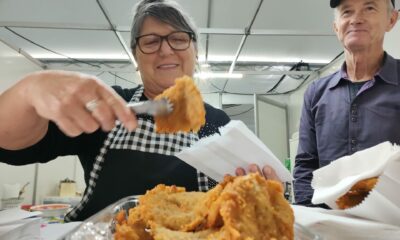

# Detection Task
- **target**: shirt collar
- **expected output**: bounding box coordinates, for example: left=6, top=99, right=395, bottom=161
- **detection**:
left=377, top=53, right=398, bottom=86
left=327, top=67, right=345, bottom=89
left=328, top=52, right=398, bottom=89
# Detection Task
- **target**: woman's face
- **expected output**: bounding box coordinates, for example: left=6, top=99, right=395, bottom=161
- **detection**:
left=134, top=16, right=197, bottom=99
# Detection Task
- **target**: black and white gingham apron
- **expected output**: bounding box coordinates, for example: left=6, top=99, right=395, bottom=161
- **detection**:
left=65, top=86, right=210, bottom=221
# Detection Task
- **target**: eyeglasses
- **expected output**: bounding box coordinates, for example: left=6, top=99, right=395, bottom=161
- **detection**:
left=136, top=31, right=195, bottom=54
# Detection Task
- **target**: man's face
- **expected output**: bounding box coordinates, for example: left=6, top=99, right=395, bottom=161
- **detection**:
left=333, top=0, right=398, bottom=52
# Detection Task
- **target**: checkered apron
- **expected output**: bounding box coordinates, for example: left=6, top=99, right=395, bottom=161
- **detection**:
left=65, top=86, right=211, bottom=221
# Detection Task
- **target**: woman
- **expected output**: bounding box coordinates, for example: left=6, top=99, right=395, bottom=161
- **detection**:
left=0, top=0, right=230, bottom=221
left=0, top=0, right=279, bottom=221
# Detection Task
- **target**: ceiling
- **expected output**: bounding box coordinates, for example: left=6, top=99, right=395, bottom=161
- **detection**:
left=0, top=0, right=398, bottom=95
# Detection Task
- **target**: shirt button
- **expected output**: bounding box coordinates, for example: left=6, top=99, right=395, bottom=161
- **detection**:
left=351, top=139, right=357, bottom=144
left=351, top=117, right=357, bottom=122
left=351, top=109, right=357, bottom=115
left=351, top=147, right=356, bottom=152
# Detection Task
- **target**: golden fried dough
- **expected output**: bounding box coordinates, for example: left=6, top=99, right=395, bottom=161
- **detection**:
left=114, top=174, right=294, bottom=240
left=151, top=224, right=220, bottom=240
left=336, top=177, right=378, bottom=210
left=115, top=207, right=152, bottom=240
left=206, top=174, right=294, bottom=240
left=154, top=75, right=205, bottom=133
left=138, top=184, right=208, bottom=231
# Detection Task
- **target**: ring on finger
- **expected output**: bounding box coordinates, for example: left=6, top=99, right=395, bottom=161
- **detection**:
left=85, top=99, right=99, bottom=112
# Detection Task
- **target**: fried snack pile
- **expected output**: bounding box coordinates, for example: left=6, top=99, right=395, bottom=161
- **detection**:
left=115, top=174, right=294, bottom=240
left=336, top=177, right=378, bottom=210
left=154, top=75, right=205, bottom=133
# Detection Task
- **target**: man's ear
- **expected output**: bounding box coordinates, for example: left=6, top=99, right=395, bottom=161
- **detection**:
left=386, top=10, right=399, bottom=32
left=333, top=21, right=339, bottom=35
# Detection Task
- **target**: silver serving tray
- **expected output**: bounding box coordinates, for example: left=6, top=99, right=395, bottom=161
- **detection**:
left=63, top=195, right=323, bottom=240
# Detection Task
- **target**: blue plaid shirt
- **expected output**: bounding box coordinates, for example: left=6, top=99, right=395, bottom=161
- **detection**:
left=294, top=52, right=400, bottom=206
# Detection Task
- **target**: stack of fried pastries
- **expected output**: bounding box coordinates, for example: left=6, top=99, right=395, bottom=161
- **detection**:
left=114, top=173, right=294, bottom=240
left=336, top=177, right=378, bottom=210
left=154, top=75, right=205, bottom=133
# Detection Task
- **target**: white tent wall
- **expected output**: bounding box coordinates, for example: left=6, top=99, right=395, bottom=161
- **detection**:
left=0, top=41, right=41, bottom=93
left=0, top=41, right=40, bottom=207
left=254, top=96, right=289, bottom=163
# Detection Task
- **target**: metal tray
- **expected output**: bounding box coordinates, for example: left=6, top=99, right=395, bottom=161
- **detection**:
left=64, top=195, right=323, bottom=240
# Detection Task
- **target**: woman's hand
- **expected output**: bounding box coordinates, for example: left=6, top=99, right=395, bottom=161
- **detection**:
left=236, top=164, right=283, bottom=183
left=26, top=70, right=137, bottom=137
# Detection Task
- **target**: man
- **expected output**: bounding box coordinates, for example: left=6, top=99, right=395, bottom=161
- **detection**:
left=293, top=0, right=399, bottom=206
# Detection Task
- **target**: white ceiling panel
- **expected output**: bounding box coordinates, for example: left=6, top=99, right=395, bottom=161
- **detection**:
left=99, top=0, right=140, bottom=29
left=210, top=0, right=260, bottom=28
left=253, top=0, right=335, bottom=31
left=100, top=0, right=209, bottom=29
left=3, top=28, right=127, bottom=59
left=175, top=0, right=209, bottom=28
left=202, top=75, right=281, bottom=94
left=224, top=75, right=280, bottom=94
left=206, top=34, right=244, bottom=61
left=239, top=35, right=342, bottom=63
left=0, top=0, right=108, bottom=26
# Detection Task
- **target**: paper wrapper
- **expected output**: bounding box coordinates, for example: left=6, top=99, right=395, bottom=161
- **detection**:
left=176, top=120, right=292, bottom=182
left=311, top=141, right=400, bottom=226
left=293, top=205, right=400, bottom=240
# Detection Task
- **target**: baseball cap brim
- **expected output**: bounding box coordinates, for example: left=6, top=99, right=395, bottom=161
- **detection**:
left=330, top=0, right=395, bottom=8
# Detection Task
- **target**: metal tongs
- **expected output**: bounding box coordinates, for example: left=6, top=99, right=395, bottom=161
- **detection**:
left=127, top=97, right=173, bottom=116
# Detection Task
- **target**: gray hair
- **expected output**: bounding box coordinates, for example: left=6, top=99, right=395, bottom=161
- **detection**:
left=334, top=0, right=395, bottom=21
left=130, top=0, right=199, bottom=53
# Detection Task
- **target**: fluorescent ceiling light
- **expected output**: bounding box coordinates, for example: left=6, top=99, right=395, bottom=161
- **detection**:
left=31, top=53, right=129, bottom=60
left=195, top=72, right=243, bottom=79
left=198, top=55, right=330, bottom=64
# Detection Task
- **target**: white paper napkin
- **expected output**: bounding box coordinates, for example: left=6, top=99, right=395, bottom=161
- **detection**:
left=311, top=141, right=400, bottom=226
left=0, top=208, right=42, bottom=226
left=176, top=120, right=292, bottom=182
left=293, top=205, right=400, bottom=240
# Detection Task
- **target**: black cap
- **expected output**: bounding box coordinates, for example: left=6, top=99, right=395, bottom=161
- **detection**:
left=330, top=0, right=395, bottom=8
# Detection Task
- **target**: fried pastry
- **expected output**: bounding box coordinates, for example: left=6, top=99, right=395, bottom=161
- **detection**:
left=138, top=184, right=208, bottom=231
left=206, top=174, right=294, bottom=240
left=114, top=174, right=294, bottom=240
left=154, top=75, right=205, bottom=133
left=336, top=177, right=378, bottom=210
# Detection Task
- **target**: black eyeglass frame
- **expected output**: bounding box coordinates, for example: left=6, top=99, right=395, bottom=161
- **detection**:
left=135, top=31, right=196, bottom=54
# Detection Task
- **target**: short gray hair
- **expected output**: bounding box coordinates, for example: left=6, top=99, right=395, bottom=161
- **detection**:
left=130, top=0, right=198, bottom=53
left=333, top=0, right=395, bottom=21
